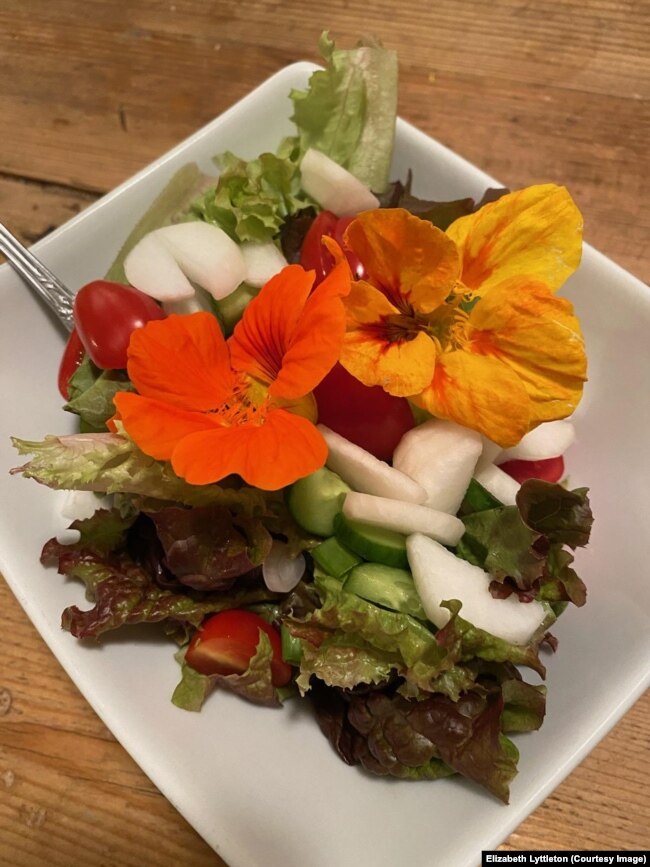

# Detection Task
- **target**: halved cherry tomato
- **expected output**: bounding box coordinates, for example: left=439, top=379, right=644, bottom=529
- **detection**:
left=300, top=210, right=365, bottom=285
left=57, top=327, right=86, bottom=400
left=73, top=280, right=166, bottom=370
left=499, top=455, right=565, bottom=484
left=185, top=610, right=292, bottom=687
left=314, top=363, right=415, bottom=461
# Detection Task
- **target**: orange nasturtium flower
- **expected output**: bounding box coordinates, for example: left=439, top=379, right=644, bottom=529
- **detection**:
left=340, top=185, right=587, bottom=447
left=112, top=261, right=351, bottom=490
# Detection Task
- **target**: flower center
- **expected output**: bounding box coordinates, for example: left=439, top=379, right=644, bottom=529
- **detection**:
left=424, top=302, right=470, bottom=353
left=212, top=375, right=269, bottom=428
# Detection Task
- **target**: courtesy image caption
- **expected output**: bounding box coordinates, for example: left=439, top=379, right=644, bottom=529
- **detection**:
left=482, top=853, right=648, bottom=866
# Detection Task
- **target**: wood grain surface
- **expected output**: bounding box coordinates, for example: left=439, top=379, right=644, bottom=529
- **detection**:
left=1, top=1, right=649, bottom=864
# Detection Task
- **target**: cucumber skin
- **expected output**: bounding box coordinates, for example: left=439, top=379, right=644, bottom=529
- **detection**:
left=334, top=514, right=408, bottom=569
left=287, top=468, right=352, bottom=537
left=344, top=563, right=427, bottom=620
left=311, top=537, right=362, bottom=579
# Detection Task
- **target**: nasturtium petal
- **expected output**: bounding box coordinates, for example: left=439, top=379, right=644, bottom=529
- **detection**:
left=467, top=277, right=587, bottom=425
left=341, top=330, right=437, bottom=397
left=113, top=392, right=220, bottom=461
left=447, top=184, right=582, bottom=294
left=344, top=208, right=460, bottom=313
left=127, top=312, right=233, bottom=412
left=229, top=264, right=314, bottom=386
left=170, top=408, right=327, bottom=489
left=414, top=351, right=531, bottom=447
left=270, top=258, right=351, bottom=399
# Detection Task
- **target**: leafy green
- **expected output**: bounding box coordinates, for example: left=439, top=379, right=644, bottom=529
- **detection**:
left=501, top=678, right=547, bottom=733
left=517, top=480, right=593, bottom=549
left=172, top=648, right=213, bottom=711
left=41, top=537, right=278, bottom=639
left=435, top=600, right=551, bottom=678
left=11, top=433, right=266, bottom=513
left=290, top=32, right=398, bottom=192
left=105, top=163, right=211, bottom=283
left=311, top=682, right=517, bottom=801
left=190, top=145, right=313, bottom=244
left=172, top=636, right=281, bottom=711
left=146, top=503, right=272, bottom=591
left=286, top=573, right=455, bottom=695
left=458, top=477, right=503, bottom=516
left=65, top=359, right=134, bottom=432
left=378, top=173, right=510, bottom=229
left=456, top=481, right=592, bottom=607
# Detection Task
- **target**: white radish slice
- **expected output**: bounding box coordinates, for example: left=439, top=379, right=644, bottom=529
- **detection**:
left=476, top=436, right=503, bottom=473
left=262, top=543, right=306, bottom=593
left=392, top=419, right=483, bottom=514
left=300, top=148, right=380, bottom=216
left=343, top=492, right=465, bottom=547
left=318, top=425, right=427, bottom=504
left=406, top=534, right=546, bottom=645
left=155, top=222, right=246, bottom=300
left=473, top=463, right=520, bottom=506
left=124, top=223, right=246, bottom=303
left=241, top=242, right=288, bottom=288
left=124, top=233, right=195, bottom=302
left=498, top=420, right=576, bottom=463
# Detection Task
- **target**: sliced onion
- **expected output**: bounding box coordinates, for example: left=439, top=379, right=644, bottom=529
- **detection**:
left=262, top=543, right=306, bottom=593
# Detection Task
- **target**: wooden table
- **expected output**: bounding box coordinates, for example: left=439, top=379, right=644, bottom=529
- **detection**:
left=1, top=1, right=648, bottom=863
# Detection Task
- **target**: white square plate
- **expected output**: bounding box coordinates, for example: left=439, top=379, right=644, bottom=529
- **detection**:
left=1, top=63, right=649, bottom=867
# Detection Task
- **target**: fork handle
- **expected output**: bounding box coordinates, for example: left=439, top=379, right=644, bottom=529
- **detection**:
left=0, top=222, right=75, bottom=332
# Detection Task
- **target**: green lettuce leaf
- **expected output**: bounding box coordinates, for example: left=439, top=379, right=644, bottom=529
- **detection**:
left=172, top=648, right=213, bottom=711
left=105, top=162, right=212, bottom=283
left=286, top=573, right=455, bottom=695
left=65, top=359, right=134, bottom=432
left=190, top=146, right=313, bottom=244
left=435, top=600, right=551, bottom=678
left=500, top=678, right=547, bottom=733
left=290, top=32, right=398, bottom=192
left=11, top=433, right=266, bottom=513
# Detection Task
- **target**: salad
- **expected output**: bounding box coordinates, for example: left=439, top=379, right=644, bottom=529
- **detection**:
left=10, top=33, right=593, bottom=804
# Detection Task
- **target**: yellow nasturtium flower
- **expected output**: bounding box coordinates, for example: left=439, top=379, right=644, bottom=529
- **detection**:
left=339, top=186, right=587, bottom=447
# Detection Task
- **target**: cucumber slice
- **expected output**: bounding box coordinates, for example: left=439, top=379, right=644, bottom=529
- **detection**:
left=311, top=537, right=362, bottom=579
left=212, top=282, right=259, bottom=336
left=344, top=563, right=426, bottom=619
left=287, top=467, right=352, bottom=536
left=281, top=624, right=303, bottom=666
left=335, top=514, right=408, bottom=568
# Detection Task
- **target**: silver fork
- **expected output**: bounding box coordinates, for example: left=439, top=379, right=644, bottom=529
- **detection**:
left=0, top=222, right=75, bottom=332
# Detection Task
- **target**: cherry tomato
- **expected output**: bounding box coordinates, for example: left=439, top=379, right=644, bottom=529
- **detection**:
left=499, top=455, right=565, bottom=484
left=300, top=210, right=365, bottom=285
left=73, top=280, right=165, bottom=370
left=57, top=327, right=86, bottom=400
left=185, top=610, right=292, bottom=687
left=314, top=363, right=415, bottom=461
